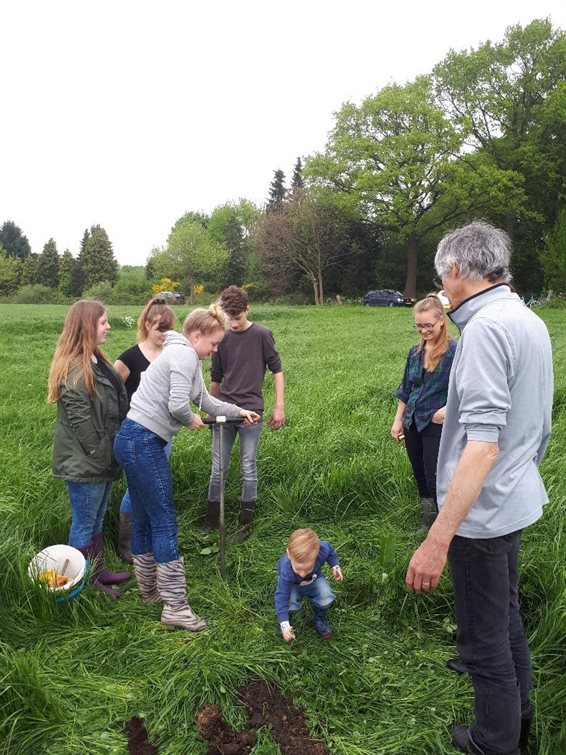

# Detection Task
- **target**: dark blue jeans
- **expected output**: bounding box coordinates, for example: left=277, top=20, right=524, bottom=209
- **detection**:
left=113, top=419, right=179, bottom=563
left=448, top=531, right=532, bottom=755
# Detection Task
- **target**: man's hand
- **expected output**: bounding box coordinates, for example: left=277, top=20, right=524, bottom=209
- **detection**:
left=332, top=565, right=344, bottom=582
left=187, top=415, right=205, bottom=430
left=405, top=534, right=449, bottom=594
left=268, top=406, right=285, bottom=430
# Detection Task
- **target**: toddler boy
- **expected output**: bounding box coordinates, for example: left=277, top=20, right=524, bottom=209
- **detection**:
left=275, top=528, right=343, bottom=641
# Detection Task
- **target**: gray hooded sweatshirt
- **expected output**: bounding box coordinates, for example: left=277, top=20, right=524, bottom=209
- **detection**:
left=127, top=331, right=242, bottom=442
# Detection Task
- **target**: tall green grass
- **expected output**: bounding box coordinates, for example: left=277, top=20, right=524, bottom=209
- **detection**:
left=0, top=303, right=564, bottom=754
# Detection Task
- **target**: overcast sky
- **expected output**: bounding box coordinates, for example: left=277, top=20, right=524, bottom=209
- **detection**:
left=1, top=1, right=564, bottom=266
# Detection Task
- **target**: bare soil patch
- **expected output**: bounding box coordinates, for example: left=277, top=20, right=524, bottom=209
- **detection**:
left=196, top=678, right=328, bottom=755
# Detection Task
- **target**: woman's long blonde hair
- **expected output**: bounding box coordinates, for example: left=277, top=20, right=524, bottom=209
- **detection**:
left=415, top=295, right=449, bottom=372
left=48, top=300, right=111, bottom=402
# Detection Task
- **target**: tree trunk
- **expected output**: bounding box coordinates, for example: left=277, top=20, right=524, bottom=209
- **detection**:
left=403, top=232, right=418, bottom=298
left=188, top=276, right=194, bottom=304
left=317, top=269, right=324, bottom=305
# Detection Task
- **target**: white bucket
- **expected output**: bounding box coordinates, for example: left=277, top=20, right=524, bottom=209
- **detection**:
left=28, top=544, right=86, bottom=593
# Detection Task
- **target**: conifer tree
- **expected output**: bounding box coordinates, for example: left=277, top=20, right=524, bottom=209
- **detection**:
left=291, top=157, right=305, bottom=194
left=37, top=238, right=59, bottom=289
left=58, top=249, right=76, bottom=296
left=0, top=221, right=31, bottom=259
left=267, top=169, right=287, bottom=212
left=78, top=225, right=118, bottom=291
left=20, top=254, right=39, bottom=285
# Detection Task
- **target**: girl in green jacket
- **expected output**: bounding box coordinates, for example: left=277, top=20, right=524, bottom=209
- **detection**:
left=48, top=299, right=131, bottom=598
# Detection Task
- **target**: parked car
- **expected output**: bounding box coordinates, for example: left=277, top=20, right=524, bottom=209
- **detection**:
left=436, top=290, right=450, bottom=310
left=364, top=289, right=415, bottom=307
left=159, top=291, right=186, bottom=304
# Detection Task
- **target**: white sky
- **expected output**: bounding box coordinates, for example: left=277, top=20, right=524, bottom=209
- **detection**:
left=1, top=1, right=564, bottom=266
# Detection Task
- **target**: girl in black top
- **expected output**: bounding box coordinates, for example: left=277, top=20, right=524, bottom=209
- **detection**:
left=113, top=297, right=176, bottom=561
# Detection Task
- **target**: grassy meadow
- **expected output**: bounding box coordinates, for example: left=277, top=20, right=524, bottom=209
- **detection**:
left=0, top=303, right=565, bottom=755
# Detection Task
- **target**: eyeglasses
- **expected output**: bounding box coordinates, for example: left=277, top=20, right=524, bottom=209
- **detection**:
left=414, top=323, right=438, bottom=332
left=152, top=297, right=167, bottom=305
left=432, top=276, right=443, bottom=290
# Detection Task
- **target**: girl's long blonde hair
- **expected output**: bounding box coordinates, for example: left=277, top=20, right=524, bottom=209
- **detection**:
left=48, top=300, right=111, bottom=402
left=415, top=295, right=449, bottom=372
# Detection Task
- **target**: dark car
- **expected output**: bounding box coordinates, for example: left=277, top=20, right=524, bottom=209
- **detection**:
left=364, top=289, right=415, bottom=307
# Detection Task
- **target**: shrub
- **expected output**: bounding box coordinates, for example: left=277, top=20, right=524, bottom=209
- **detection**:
left=13, top=284, right=68, bottom=304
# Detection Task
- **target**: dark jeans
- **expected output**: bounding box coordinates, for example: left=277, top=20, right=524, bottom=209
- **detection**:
left=113, top=418, right=180, bottom=563
left=404, top=421, right=442, bottom=501
left=448, top=531, right=532, bottom=755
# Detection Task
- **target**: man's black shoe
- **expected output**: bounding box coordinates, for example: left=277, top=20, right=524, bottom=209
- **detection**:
left=452, top=725, right=486, bottom=754
left=446, top=657, right=468, bottom=675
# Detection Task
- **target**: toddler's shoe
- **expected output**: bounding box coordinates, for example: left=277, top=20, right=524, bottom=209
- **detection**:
left=312, top=607, right=333, bottom=640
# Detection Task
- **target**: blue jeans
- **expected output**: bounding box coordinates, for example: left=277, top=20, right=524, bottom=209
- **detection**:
left=448, top=531, right=532, bottom=754
left=207, top=421, right=262, bottom=503
left=66, top=480, right=113, bottom=548
left=113, top=419, right=179, bottom=563
left=288, top=574, right=335, bottom=613
left=119, top=442, right=172, bottom=515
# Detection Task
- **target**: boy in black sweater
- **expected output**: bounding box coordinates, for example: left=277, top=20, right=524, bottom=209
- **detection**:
left=203, top=286, right=285, bottom=541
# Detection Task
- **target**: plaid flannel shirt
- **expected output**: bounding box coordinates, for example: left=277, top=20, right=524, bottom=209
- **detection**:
left=395, top=340, right=457, bottom=432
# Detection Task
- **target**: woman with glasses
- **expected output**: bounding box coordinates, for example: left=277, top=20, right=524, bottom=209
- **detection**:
left=391, top=295, right=457, bottom=531
left=113, top=297, right=176, bottom=562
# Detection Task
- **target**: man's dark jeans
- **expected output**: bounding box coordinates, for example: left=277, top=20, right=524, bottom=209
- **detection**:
left=448, top=530, right=532, bottom=755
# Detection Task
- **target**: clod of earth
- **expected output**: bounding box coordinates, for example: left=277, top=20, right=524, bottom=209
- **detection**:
left=197, top=679, right=328, bottom=755
left=124, top=716, right=158, bottom=755
left=196, top=704, right=256, bottom=754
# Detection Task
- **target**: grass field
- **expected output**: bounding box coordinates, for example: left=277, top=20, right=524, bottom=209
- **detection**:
left=0, top=303, right=564, bottom=754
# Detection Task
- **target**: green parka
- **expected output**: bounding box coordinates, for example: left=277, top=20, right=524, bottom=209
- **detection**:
left=52, top=361, right=128, bottom=482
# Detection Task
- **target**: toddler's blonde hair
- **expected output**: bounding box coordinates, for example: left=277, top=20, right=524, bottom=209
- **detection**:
left=287, top=528, right=320, bottom=562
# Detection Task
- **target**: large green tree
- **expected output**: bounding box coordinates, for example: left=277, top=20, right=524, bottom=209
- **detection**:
left=0, top=221, right=31, bottom=259
left=208, top=200, right=260, bottom=287
left=307, top=76, right=523, bottom=297
left=152, top=218, right=228, bottom=303
left=77, top=225, right=118, bottom=291
left=433, top=18, right=566, bottom=290
left=37, top=238, right=59, bottom=289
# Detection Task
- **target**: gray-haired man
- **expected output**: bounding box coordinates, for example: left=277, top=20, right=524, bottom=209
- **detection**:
left=405, top=222, right=553, bottom=755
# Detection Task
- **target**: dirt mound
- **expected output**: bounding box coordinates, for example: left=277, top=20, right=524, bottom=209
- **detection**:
left=196, top=703, right=256, bottom=754
left=196, top=678, right=328, bottom=755
left=124, top=716, right=158, bottom=754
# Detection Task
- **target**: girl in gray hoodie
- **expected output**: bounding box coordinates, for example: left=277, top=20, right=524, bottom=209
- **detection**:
left=114, top=303, right=259, bottom=631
